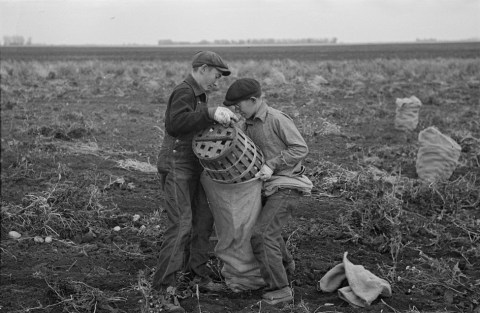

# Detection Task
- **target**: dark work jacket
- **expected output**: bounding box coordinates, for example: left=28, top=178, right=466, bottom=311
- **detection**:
left=164, top=74, right=213, bottom=139
left=157, top=74, right=215, bottom=174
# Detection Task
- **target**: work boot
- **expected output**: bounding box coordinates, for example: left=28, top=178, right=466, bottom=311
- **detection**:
left=262, top=286, right=293, bottom=305
left=148, top=288, right=185, bottom=313
left=159, top=294, right=184, bottom=313
left=194, top=276, right=226, bottom=292
left=199, top=280, right=226, bottom=292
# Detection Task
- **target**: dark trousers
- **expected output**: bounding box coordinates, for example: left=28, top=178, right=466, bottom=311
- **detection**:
left=153, top=150, right=214, bottom=290
left=251, top=189, right=299, bottom=290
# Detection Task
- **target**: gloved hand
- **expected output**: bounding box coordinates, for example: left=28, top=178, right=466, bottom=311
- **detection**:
left=213, top=107, right=239, bottom=126
left=255, top=164, right=273, bottom=181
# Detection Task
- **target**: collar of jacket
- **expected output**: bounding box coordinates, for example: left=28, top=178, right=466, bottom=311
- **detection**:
left=184, top=74, right=206, bottom=97
left=246, top=101, right=268, bottom=125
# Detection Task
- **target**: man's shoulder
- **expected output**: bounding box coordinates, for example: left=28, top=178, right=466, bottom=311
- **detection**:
left=266, top=106, right=293, bottom=122
left=173, top=80, right=191, bottom=91
left=171, top=81, right=195, bottom=97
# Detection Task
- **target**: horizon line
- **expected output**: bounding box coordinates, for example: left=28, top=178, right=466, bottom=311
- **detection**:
left=1, top=39, right=479, bottom=48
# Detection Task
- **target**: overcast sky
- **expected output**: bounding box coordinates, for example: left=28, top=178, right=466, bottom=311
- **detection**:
left=1, top=0, right=479, bottom=45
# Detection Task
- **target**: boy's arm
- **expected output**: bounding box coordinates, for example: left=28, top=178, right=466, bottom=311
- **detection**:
left=166, top=87, right=215, bottom=137
left=265, top=114, right=308, bottom=172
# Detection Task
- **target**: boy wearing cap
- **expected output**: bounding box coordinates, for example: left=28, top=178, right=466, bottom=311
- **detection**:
left=153, top=51, right=238, bottom=312
left=223, top=78, right=313, bottom=305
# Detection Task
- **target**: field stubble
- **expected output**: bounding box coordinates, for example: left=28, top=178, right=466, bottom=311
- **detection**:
left=1, top=46, right=479, bottom=313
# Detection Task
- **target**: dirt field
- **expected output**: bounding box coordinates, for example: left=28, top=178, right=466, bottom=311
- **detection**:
left=1, top=43, right=479, bottom=313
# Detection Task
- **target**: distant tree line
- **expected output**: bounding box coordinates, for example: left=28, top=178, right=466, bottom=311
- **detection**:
left=158, top=38, right=338, bottom=46
left=3, top=36, right=32, bottom=46
left=415, top=38, right=439, bottom=43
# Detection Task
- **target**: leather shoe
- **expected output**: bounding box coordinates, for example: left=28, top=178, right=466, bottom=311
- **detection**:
left=197, top=279, right=226, bottom=292
left=262, top=286, right=293, bottom=305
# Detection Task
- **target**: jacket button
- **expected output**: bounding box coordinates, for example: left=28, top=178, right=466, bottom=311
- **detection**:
left=173, top=150, right=177, bottom=153
left=175, top=139, right=180, bottom=143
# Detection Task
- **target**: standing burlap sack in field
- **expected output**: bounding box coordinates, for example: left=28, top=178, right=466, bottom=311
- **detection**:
left=201, top=174, right=266, bottom=292
left=394, top=96, right=422, bottom=131
left=416, top=126, right=461, bottom=182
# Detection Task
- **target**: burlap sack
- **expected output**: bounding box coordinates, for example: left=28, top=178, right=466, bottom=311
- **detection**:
left=201, top=174, right=266, bottom=292
left=319, top=252, right=392, bottom=307
left=416, top=126, right=461, bottom=182
left=394, top=96, right=422, bottom=131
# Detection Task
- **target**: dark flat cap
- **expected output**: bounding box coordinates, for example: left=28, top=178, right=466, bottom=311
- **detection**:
left=192, top=51, right=231, bottom=76
left=223, top=78, right=262, bottom=106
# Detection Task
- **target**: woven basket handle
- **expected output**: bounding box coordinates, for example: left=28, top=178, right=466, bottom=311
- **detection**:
left=194, top=136, right=234, bottom=142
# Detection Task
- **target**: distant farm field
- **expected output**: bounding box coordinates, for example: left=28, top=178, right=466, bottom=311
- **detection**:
left=1, top=41, right=479, bottom=61
left=1, top=43, right=479, bottom=313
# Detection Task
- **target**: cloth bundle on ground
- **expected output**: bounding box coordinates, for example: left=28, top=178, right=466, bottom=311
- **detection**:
left=416, top=126, right=461, bottom=183
left=394, top=96, right=422, bottom=131
left=201, top=174, right=266, bottom=292
left=318, top=252, right=392, bottom=307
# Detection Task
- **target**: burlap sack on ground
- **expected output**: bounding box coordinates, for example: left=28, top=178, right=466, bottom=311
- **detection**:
left=319, top=252, right=392, bottom=307
left=416, top=126, right=461, bottom=183
left=394, top=96, right=422, bottom=131
left=201, top=174, right=266, bottom=292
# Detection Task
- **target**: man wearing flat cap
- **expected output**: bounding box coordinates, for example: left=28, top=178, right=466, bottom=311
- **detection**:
left=153, top=51, right=238, bottom=312
left=224, top=78, right=313, bottom=305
